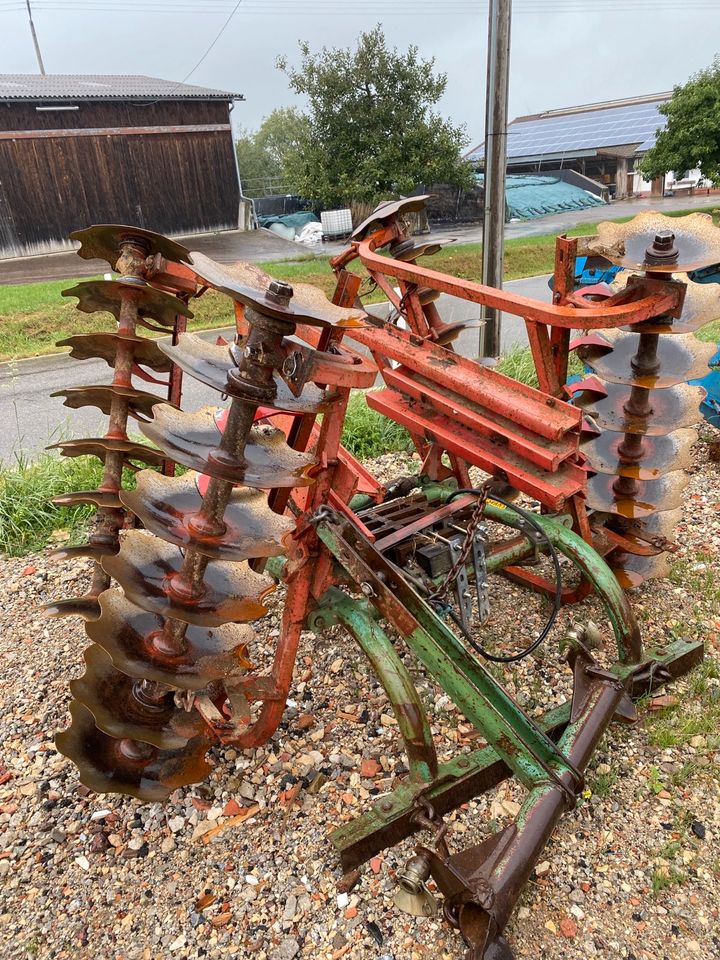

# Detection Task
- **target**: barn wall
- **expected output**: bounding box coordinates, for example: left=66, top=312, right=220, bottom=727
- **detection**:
left=0, top=100, right=240, bottom=259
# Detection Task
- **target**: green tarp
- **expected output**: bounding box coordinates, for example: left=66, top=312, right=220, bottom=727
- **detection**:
left=475, top=174, right=605, bottom=221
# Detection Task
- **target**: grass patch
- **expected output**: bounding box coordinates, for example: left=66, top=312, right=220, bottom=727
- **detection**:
left=589, top=768, right=618, bottom=798
left=644, top=661, right=720, bottom=750
left=668, top=553, right=720, bottom=607
left=0, top=452, right=104, bottom=555
left=651, top=865, right=687, bottom=895
left=340, top=391, right=412, bottom=460
left=495, top=345, right=584, bottom=388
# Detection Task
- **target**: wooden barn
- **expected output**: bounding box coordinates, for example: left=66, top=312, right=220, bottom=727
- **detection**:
left=0, top=74, right=244, bottom=260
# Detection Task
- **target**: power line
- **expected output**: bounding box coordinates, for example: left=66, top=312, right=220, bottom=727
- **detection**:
left=179, top=0, right=242, bottom=83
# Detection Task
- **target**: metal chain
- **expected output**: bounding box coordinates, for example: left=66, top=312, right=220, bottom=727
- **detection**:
left=428, top=481, right=492, bottom=603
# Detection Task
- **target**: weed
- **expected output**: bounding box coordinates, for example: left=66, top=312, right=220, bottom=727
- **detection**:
left=590, top=768, right=618, bottom=798
left=651, top=865, right=686, bottom=895
left=647, top=766, right=665, bottom=795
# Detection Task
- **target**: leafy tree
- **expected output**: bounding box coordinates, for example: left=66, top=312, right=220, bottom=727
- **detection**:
left=276, top=25, right=473, bottom=207
left=235, top=108, right=308, bottom=197
left=641, top=58, right=720, bottom=184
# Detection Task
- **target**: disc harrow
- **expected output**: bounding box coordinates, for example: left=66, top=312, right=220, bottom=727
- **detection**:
left=572, top=213, right=720, bottom=587
left=43, top=226, right=193, bottom=621
left=45, top=208, right=709, bottom=960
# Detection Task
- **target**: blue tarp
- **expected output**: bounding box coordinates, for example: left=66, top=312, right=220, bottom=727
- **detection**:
left=475, top=173, right=605, bottom=221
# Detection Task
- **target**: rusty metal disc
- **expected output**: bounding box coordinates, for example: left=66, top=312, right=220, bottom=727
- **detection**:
left=615, top=272, right=720, bottom=334
left=71, top=645, right=205, bottom=749
left=573, top=380, right=705, bottom=435
left=140, top=404, right=316, bottom=488
left=188, top=252, right=364, bottom=328
left=102, top=530, right=274, bottom=627
left=352, top=195, right=432, bottom=240
left=56, top=332, right=172, bottom=372
left=576, top=329, right=716, bottom=388
left=609, top=551, right=671, bottom=589
left=587, top=471, right=689, bottom=518
left=52, top=385, right=172, bottom=422
left=70, top=225, right=192, bottom=269
left=55, top=700, right=212, bottom=801
left=581, top=428, right=696, bottom=479
left=120, top=470, right=294, bottom=561
left=62, top=279, right=193, bottom=328
left=158, top=335, right=331, bottom=413
left=52, top=489, right=123, bottom=509
left=47, top=437, right=166, bottom=469
left=43, top=594, right=102, bottom=621
left=584, top=212, right=720, bottom=273
left=86, top=589, right=253, bottom=690
left=49, top=541, right=120, bottom=563
left=393, top=239, right=455, bottom=262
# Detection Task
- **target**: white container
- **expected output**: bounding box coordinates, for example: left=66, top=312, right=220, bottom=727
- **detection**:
left=320, top=208, right=353, bottom=238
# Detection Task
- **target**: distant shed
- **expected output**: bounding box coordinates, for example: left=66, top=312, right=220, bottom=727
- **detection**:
left=0, top=74, right=244, bottom=260
left=465, top=93, right=673, bottom=200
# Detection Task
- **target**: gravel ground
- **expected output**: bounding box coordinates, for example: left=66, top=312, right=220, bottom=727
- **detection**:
left=1, top=445, right=719, bottom=960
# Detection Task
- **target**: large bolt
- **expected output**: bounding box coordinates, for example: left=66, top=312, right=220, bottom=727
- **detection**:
left=267, top=279, right=294, bottom=306
left=645, top=230, right=679, bottom=264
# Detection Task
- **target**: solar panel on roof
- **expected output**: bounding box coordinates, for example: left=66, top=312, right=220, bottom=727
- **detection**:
left=466, top=98, right=668, bottom=163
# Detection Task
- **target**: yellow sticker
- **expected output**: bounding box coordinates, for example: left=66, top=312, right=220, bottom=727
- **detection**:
left=486, top=498, right=506, bottom=510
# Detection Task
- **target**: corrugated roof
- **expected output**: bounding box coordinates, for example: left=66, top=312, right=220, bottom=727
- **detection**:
left=466, top=93, right=670, bottom=164
left=0, top=74, right=243, bottom=102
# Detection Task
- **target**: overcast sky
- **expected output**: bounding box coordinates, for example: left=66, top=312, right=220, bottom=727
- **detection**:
left=2, top=0, right=719, bottom=150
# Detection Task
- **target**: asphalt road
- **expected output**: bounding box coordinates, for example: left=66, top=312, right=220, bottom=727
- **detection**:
left=0, top=273, right=550, bottom=465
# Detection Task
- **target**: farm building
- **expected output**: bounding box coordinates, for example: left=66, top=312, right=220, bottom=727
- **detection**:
left=465, top=92, right=706, bottom=202
left=0, top=74, right=244, bottom=260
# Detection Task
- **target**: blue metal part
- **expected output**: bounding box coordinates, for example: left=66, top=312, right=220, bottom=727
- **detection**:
left=687, top=264, right=720, bottom=428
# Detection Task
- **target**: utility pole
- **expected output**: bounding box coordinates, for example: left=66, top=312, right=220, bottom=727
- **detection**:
left=480, top=0, right=511, bottom=358
left=25, top=0, right=46, bottom=75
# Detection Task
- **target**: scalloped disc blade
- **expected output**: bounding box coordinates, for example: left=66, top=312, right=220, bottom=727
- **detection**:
left=52, top=385, right=172, bottom=422
left=56, top=700, right=211, bottom=801
left=70, top=225, right=192, bottom=268
left=581, top=428, right=697, bottom=479
left=71, top=645, right=205, bottom=749
left=51, top=490, right=122, bottom=509
left=140, top=404, right=316, bottom=488
left=573, top=380, right=705, bottom=435
left=43, top=594, right=102, bottom=620
left=120, top=470, right=293, bottom=561
left=584, top=212, right=720, bottom=273
left=187, top=251, right=364, bottom=328
left=49, top=541, right=119, bottom=563
left=86, top=589, right=253, bottom=690
left=56, top=332, right=172, bottom=372
left=101, top=530, right=274, bottom=626
left=158, top=334, right=330, bottom=413
left=576, top=329, right=716, bottom=388
left=587, top=472, right=689, bottom=517
left=47, top=437, right=166, bottom=469
left=61, top=279, right=192, bottom=328
left=352, top=195, right=432, bottom=240
left=609, top=551, right=671, bottom=589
